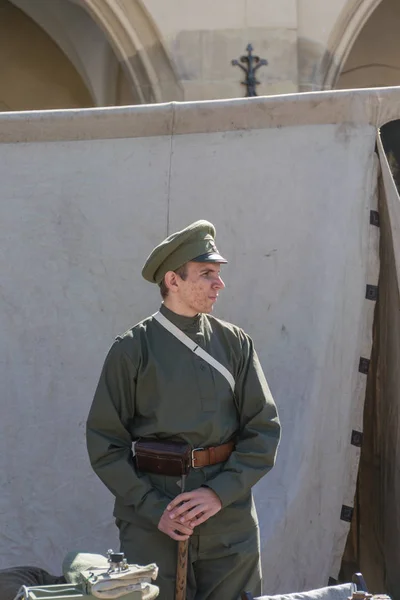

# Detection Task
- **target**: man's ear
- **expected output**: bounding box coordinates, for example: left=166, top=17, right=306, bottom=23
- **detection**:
left=164, top=271, right=179, bottom=294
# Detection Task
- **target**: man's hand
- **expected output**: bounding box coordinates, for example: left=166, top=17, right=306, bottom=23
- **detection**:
left=158, top=508, right=194, bottom=541
left=167, top=487, right=222, bottom=528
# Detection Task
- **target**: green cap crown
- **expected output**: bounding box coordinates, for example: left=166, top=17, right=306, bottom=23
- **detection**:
left=142, top=220, right=227, bottom=284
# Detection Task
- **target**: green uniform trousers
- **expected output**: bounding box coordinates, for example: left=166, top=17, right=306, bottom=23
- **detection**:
left=116, top=519, right=262, bottom=600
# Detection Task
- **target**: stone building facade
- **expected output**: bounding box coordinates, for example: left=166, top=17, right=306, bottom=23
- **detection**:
left=0, top=0, right=398, bottom=111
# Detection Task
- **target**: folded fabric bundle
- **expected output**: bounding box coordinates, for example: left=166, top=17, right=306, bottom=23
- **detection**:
left=62, top=552, right=110, bottom=585
left=255, top=583, right=353, bottom=600
left=83, top=563, right=159, bottom=599
left=63, top=552, right=159, bottom=599
left=88, top=579, right=159, bottom=600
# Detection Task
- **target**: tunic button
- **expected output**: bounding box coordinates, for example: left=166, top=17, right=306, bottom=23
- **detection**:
left=200, top=364, right=206, bottom=371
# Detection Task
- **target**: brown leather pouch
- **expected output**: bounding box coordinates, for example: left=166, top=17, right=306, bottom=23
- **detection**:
left=134, top=439, right=191, bottom=476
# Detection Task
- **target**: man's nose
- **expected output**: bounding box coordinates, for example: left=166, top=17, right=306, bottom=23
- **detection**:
left=213, top=276, right=225, bottom=289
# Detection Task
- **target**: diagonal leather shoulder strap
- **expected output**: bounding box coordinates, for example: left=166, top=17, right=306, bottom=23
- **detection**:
left=153, top=311, right=235, bottom=393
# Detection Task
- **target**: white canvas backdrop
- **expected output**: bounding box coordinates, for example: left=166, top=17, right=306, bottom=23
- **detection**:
left=0, top=91, right=385, bottom=593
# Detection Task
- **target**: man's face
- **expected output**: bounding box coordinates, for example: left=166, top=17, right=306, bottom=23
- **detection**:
left=176, top=261, right=225, bottom=314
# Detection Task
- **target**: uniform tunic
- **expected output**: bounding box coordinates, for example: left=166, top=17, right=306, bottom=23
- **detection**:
left=86, top=304, right=280, bottom=599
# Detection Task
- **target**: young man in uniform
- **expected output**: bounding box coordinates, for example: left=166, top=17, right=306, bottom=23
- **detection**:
left=86, top=220, right=281, bottom=599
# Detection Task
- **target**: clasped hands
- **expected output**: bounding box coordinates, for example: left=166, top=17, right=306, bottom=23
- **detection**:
left=158, top=487, right=222, bottom=541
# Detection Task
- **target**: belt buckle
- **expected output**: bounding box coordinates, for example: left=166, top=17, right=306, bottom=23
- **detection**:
left=191, top=447, right=204, bottom=469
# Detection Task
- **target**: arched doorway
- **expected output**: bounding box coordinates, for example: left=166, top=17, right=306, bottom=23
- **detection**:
left=0, top=0, right=93, bottom=111
left=320, top=0, right=384, bottom=90
left=336, top=0, right=400, bottom=88
left=0, top=0, right=182, bottom=112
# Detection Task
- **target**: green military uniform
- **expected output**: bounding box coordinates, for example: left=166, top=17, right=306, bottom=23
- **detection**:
left=86, top=221, right=281, bottom=600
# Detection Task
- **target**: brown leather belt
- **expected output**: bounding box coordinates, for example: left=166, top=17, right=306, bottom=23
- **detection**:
left=134, top=438, right=235, bottom=476
left=191, top=440, right=235, bottom=469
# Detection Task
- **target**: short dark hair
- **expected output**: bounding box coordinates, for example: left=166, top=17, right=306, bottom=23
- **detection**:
left=159, top=263, right=188, bottom=298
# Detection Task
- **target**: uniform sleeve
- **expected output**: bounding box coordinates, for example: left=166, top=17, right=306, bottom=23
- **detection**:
left=86, top=340, right=169, bottom=526
left=205, top=333, right=281, bottom=508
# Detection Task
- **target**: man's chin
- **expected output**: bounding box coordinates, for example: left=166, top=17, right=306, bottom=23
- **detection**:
left=196, top=299, right=217, bottom=314
left=197, top=304, right=214, bottom=314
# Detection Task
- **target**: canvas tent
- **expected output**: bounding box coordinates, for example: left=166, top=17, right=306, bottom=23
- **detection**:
left=1, top=87, right=400, bottom=597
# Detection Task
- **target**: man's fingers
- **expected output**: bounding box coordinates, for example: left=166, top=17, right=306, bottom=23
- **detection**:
left=167, top=488, right=222, bottom=526
left=173, top=522, right=194, bottom=535
left=158, top=506, right=195, bottom=541
left=189, top=512, right=210, bottom=527
left=169, top=499, right=198, bottom=519
left=167, top=492, right=194, bottom=511
left=158, top=520, right=193, bottom=540
left=168, top=531, right=191, bottom=541
left=179, top=505, right=206, bottom=522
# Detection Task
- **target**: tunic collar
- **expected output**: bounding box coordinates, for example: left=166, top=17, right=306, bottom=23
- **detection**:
left=160, top=303, right=203, bottom=332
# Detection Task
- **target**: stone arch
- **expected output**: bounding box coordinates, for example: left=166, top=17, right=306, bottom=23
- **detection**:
left=0, top=0, right=94, bottom=111
left=9, top=0, right=182, bottom=106
left=336, top=0, right=400, bottom=90
left=321, top=0, right=383, bottom=89
left=76, top=0, right=183, bottom=104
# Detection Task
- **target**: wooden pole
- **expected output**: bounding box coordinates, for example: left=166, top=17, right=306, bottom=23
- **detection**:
left=175, top=538, right=189, bottom=600
left=175, top=474, right=189, bottom=600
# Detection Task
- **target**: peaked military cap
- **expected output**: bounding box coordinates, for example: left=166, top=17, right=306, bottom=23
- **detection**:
left=142, top=220, right=227, bottom=284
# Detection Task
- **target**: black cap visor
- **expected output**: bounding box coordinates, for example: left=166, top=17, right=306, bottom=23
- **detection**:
left=191, top=251, right=228, bottom=264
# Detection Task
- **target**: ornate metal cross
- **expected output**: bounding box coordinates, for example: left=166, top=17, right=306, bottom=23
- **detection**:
left=231, top=44, right=268, bottom=97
